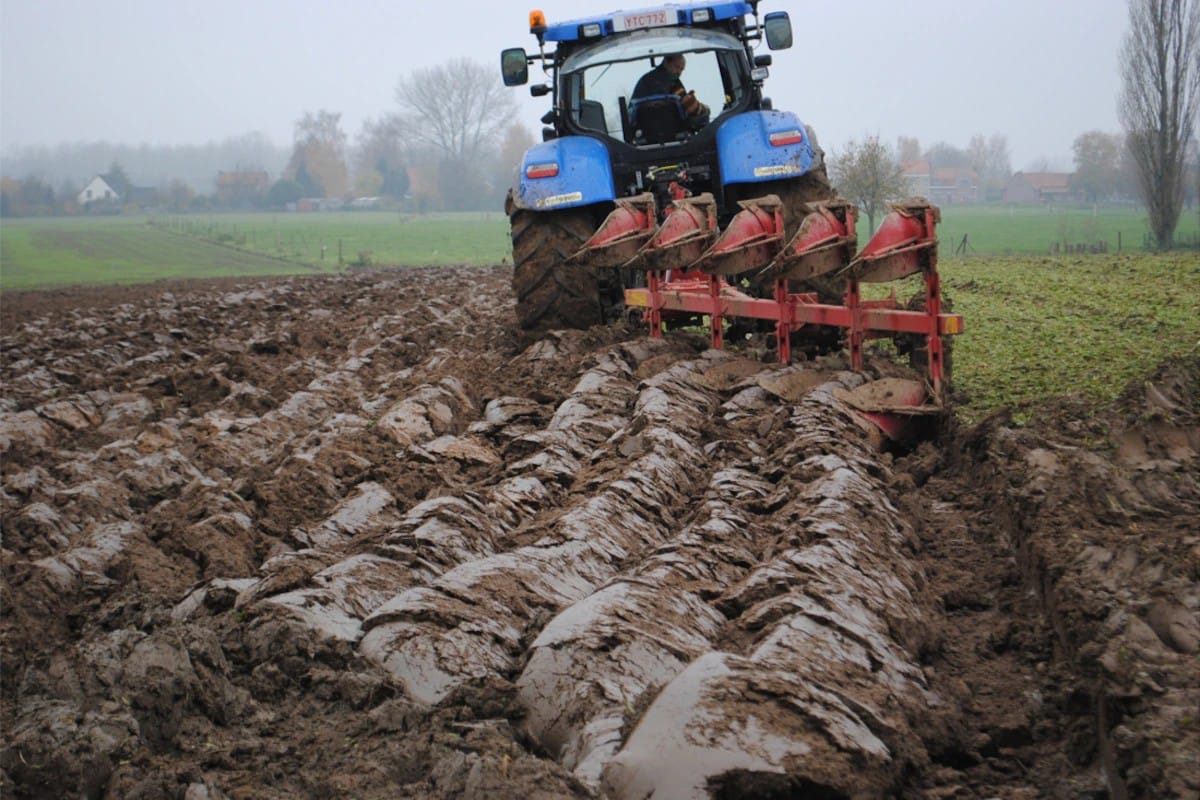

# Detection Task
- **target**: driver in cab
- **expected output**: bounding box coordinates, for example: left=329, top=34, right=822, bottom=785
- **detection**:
left=631, top=54, right=710, bottom=129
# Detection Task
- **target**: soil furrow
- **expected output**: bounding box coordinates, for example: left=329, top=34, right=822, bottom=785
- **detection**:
left=358, top=354, right=722, bottom=704
left=219, top=346, right=654, bottom=648
left=602, top=375, right=940, bottom=799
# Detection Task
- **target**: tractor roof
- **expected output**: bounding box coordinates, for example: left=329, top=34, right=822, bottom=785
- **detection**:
left=544, top=1, right=752, bottom=42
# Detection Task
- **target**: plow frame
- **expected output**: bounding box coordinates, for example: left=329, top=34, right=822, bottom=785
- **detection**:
left=624, top=202, right=964, bottom=425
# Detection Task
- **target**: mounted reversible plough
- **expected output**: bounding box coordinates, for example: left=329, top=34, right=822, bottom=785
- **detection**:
left=575, top=190, right=962, bottom=439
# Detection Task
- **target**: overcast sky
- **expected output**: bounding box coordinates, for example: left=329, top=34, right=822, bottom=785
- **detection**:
left=1, top=0, right=1129, bottom=170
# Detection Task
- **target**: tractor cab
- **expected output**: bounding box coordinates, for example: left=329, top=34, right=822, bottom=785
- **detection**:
left=501, top=3, right=791, bottom=147
left=500, top=4, right=793, bottom=209
left=557, top=28, right=752, bottom=146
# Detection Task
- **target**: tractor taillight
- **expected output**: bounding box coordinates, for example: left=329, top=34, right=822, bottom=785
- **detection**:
left=769, top=129, right=804, bottom=147
left=525, top=162, right=559, bottom=179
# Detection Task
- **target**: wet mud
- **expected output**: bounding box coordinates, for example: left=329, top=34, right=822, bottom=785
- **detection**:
left=2, top=266, right=1196, bottom=799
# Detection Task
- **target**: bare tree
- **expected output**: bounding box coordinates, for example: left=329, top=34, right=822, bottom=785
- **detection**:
left=393, top=59, right=516, bottom=210
left=353, top=115, right=410, bottom=198
left=1119, top=0, right=1200, bottom=248
left=1071, top=131, right=1125, bottom=202
left=286, top=110, right=349, bottom=198
left=896, top=136, right=922, bottom=164
left=966, top=133, right=1012, bottom=198
left=1192, top=136, right=1200, bottom=226
left=295, top=110, right=348, bottom=154
left=831, top=135, right=907, bottom=233
left=396, top=58, right=515, bottom=161
left=395, top=59, right=516, bottom=209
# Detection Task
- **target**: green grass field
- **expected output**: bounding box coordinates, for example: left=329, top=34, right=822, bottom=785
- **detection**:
left=151, top=211, right=512, bottom=270
left=5, top=206, right=1196, bottom=292
left=938, top=204, right=1200, bottom=256
left=0, top=212, right=512, bottom=291
left=0, top=216, right=334, bottom=290
left=2, top=207, right=1197, bottom=422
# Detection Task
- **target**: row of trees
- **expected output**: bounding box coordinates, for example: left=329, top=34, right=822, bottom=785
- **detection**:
left=1, top=59, right=528, bottom=217
left=830, top=126, right=1196, bottom=235
left=1, top=168, right=252, bottom=217
left=0, top=133, right=289, bottom=202
left=830, top=133, right=1021, bottom=232
left=277, top=59, right=531, bottom=212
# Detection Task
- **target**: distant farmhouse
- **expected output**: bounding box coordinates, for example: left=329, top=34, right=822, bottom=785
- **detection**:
left=77, top=171, right=157, bottom=210
left=1002, top=172, right=1086, bottom=205
left=900, top=161, right=979, bottom=205
left=76, top=174, right=121, bottom=206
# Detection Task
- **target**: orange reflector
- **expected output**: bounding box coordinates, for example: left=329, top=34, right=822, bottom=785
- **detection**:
left=768, top=129, right=804, bottom=146
left=530, top=9, right=547, bottom=31
left=525, top=162, right=559, bottom=179
left=940, top=315, right=964, bottom=335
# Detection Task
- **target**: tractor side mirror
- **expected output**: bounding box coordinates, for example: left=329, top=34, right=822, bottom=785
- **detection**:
left=501, top=48, right=529, bottom=86
left=763, top=12, right=793, bottom=50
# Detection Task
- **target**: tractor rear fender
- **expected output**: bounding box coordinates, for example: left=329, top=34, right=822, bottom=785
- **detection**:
left=509, top=136, right=616, bottom=213
left=716, top=109, right=818, bottom=187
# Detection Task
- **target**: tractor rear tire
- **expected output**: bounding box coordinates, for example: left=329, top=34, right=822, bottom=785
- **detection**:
left=510, top=206, right=602, bottom=331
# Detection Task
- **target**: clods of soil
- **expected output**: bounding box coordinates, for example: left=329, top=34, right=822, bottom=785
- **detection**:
left=2, top=266, right=1196, bottom=799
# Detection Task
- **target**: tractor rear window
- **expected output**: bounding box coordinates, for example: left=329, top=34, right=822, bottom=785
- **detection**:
left=562, top=30, right=747, bottom=142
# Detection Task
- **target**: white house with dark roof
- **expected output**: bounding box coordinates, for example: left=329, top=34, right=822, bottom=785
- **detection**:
left=77, top=174, right=121, bottom=205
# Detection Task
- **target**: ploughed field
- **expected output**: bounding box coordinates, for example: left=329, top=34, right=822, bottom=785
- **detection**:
left=2, top=266, right=1197, bottom=799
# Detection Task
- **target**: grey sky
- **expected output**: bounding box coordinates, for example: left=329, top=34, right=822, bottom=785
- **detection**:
left=1, top=0, right=1127, bottom=170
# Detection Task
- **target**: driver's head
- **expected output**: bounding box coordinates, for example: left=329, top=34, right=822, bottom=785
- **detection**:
left=663, top=54, right=686, bottom=75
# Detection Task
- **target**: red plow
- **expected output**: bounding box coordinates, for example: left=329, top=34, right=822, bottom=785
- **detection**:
left=586, top=192, right=963, bottom=439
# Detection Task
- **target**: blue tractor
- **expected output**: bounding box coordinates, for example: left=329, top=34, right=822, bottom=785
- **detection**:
left=500, top=1, right=836, bottom=330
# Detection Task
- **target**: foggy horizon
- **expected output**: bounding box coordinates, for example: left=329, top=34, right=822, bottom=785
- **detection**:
left=2, top=0, right=1129, bottom=175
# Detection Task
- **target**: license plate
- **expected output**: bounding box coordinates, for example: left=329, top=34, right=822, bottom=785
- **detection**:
left=612, top=8, right=673, bottom=32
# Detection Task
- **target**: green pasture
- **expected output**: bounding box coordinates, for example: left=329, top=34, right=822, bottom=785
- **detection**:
left=937, top=204, right=1200, bottom=256
left=150, top=211, right=512, bottom=270
left=0, top=216, right=332, bottom=290
left=0, top=212, right=512, bottom=291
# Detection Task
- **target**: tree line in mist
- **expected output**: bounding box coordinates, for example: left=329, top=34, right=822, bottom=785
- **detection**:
left=0, top=58, right=531, bottom=218
left=2, top=0, right=1196, bottom=247
left=0, top=56, right=1152, bottom=220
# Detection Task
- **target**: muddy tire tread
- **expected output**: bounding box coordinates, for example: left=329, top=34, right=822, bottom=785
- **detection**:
left=510, top=208, right=600, bottom=331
